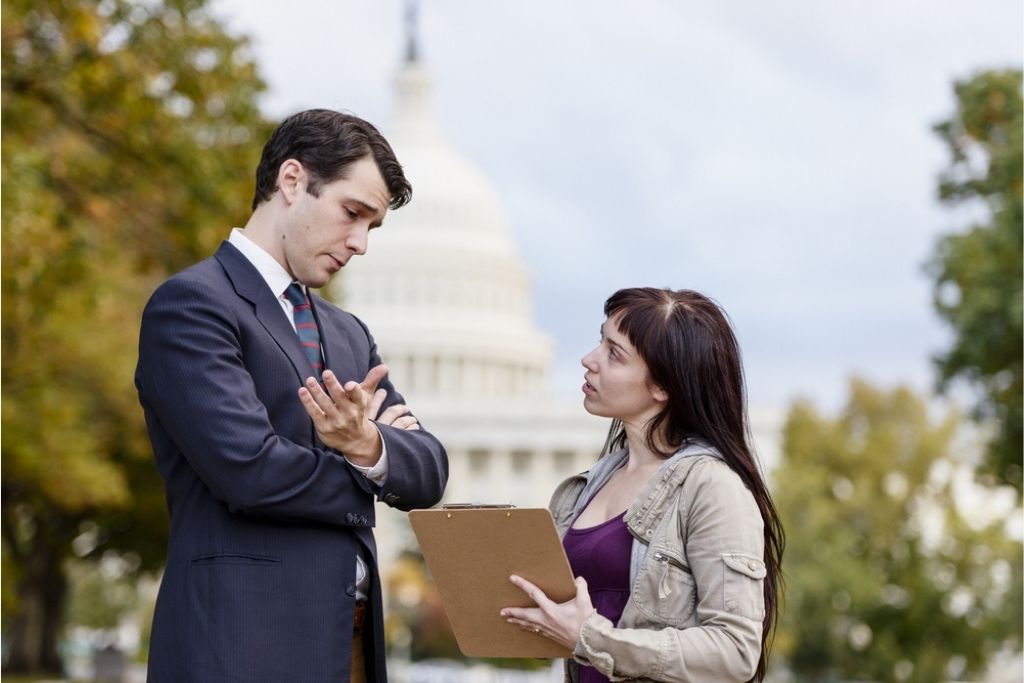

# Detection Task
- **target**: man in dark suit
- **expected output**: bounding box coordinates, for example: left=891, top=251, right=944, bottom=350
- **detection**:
left=135, top=109, right=448, bottom=682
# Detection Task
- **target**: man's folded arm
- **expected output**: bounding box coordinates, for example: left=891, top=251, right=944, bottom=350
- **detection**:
left=137, top=278, right=374, bottom=526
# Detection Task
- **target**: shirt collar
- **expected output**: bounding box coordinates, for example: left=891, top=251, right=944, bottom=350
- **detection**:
left=228, top=228, right=295, bottom=298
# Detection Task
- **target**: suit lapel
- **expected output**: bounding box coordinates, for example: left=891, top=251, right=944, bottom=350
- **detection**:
left=214, top=241, right=313, bottom=382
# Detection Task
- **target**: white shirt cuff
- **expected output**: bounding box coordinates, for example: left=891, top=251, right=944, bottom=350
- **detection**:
left=345, top=424, right=389, bottom=485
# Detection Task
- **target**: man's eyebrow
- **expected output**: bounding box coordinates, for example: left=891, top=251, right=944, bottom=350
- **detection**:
left=350, top=198, right=383, bottom=214
left=349, top=198, right=386, bottom=227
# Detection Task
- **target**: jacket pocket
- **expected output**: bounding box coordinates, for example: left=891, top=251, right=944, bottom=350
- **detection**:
left=188, top=552, right=286, bottom=676
left=633, top=548, right=697, bottom=626
left=722, top=552, right=766, bottom=621
left=191, top=552, right=281, bottom=566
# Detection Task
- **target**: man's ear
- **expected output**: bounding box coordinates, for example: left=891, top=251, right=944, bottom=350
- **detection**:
left=277, top=159, right=306, bottom=205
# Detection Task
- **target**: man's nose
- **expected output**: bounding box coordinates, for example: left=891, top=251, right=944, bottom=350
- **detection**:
left=347, top=225, right=369, bottom=255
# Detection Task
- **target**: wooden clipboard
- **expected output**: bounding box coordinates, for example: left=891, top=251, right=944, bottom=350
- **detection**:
left=409, top=505, right=576, bottom=658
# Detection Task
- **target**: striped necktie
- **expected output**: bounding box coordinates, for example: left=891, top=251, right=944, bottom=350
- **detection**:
left=284, top=283, right=324, bottom=381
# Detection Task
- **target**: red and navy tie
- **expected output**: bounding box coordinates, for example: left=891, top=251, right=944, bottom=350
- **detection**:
left=284, top=283, right=325, bottom=381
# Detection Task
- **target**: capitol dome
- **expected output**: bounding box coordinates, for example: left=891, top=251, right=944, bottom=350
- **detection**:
left=327, top=26, right=603, bottom=504
left=333, top=54, right=554, bottom=404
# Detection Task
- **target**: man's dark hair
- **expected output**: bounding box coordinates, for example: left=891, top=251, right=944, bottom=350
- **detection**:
left=251, top=109, right=412, bottom=211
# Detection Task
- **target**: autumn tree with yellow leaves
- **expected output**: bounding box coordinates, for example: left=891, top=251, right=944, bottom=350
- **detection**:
left=2, top=0, right=270, bottom=673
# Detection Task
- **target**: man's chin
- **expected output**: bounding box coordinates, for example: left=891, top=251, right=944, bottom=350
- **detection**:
left=303, top=274, right=332, bottom=289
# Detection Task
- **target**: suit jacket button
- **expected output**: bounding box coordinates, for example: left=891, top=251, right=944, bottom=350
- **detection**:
left=346, top=584, right=357, bottom=597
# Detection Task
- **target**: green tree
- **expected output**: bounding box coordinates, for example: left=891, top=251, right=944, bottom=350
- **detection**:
left=1, top=0, right=269, bottom=673
left=65, top=554, right=141, bottom=635
left=928, top=68, right=1023, bottom=496
left=774, top=379, right=1021, bottom=682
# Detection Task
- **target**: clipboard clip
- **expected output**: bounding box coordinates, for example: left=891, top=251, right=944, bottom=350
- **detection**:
left=441, top=503, right=516, bottom=509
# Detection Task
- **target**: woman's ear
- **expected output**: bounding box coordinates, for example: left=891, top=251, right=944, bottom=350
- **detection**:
left=650, top=384, right=668, bottom=404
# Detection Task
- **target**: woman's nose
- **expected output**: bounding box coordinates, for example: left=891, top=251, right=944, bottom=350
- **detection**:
left=581, top=349, right=597, bottom=371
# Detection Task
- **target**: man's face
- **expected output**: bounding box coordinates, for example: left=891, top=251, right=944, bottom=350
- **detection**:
left=281, top=155, right=389, bottom=288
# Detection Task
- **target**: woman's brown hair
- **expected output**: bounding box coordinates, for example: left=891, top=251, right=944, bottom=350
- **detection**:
left=601, top=287, right=784, bottom=683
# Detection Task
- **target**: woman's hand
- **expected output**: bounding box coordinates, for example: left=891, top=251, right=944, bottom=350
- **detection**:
left=501, top=575, right=596, bottom=650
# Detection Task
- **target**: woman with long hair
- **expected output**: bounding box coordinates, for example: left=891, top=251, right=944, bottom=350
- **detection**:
left=502, top=288, right=784, bottom=683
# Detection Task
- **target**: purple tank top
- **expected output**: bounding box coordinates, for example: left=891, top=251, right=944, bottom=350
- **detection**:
left=563, top=513, right=632, bottom=683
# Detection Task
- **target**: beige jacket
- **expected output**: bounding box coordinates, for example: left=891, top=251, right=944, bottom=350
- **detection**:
left=549, top=443, right=766, bottom=683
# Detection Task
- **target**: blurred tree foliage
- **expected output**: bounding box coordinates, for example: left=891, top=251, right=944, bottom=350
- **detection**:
left=928, top=68, right=1023, bottom=497
left=65, top=555, right=140, bottom=633
left=773, top=379, right=1022, bottom=682
left=1, top=0, right=269, bottom=673
left=386, top=551, right=462, bottom=662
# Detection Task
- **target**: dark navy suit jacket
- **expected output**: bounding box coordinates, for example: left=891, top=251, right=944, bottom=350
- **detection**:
left=136, top=241, right=448, bottom=682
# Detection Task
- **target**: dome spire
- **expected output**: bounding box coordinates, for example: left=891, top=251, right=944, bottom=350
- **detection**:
left=404, top=0, right=419, bottom=64
left=392, top=0, right=436, bottom=141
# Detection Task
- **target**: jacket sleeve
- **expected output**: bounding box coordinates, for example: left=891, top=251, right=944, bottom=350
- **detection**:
left=137, top=276, right=380, bottom=526
left=352, top=316, right=449, bottom=512
left=574, top=460, right=765, bottom=683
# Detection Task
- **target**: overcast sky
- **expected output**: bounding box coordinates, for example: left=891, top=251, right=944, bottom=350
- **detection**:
left=211, top=0, right=1021, bottom=416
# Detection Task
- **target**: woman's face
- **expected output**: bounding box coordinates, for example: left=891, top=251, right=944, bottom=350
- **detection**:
left=581, top=315, right=666, bottom=427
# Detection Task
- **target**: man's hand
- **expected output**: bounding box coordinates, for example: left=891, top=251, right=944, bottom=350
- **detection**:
left=365, top=388, right=420, bottom=431
left=297, top=365, right=388, bottom=466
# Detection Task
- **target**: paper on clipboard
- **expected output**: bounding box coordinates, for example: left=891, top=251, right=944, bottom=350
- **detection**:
left=409, top=505, right=577, bottom=659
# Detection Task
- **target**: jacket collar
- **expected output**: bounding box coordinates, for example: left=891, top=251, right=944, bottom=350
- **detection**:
left=625, top=439, right=721, bottom=535
left=566, top=440, right=721, bottom=533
